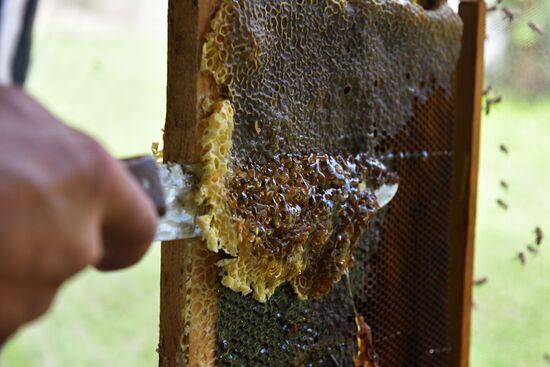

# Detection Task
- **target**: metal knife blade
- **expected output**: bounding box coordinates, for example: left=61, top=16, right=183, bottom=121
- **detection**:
left=123, top=156, right=399, bottom=242
left=154, top=163, right=201, bottom=241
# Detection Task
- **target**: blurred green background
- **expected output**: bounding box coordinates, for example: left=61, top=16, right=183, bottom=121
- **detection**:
left=1, top=0, right=549, bottom=366
left=2, top=1, right=165, bottom=366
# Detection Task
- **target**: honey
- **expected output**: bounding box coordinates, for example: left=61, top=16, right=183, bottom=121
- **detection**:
left=196, top=0, right=461, bottom=303
left=200, top=151, right=397, bottom=302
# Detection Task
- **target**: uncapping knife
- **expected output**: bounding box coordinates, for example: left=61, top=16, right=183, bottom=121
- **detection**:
left=123, top=156, right=200, bottom=241
left=123, top=156, right=399, bottom=242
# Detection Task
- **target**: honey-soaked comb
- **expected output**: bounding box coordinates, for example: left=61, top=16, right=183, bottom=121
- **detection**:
left=188, top=0, right=463, bottom=365
left=220, top=154, right=397, bottom=302
left=197, top=0, right=462, bottom=302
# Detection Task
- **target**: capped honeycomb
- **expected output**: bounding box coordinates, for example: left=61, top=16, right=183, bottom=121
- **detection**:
left=185, top=0, right=464, bottom=365
left=201, top=0, right=462, bottom=161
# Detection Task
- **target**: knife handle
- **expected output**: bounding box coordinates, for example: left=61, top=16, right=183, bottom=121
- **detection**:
left=122, top=156, right=167, bottom=217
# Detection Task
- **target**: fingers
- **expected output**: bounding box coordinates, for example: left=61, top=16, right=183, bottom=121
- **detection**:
left=95, top=159, right=158, bottom=271
left=0, top=279, right=57, bottom=341
left=34, top=228, right=103, bottom=282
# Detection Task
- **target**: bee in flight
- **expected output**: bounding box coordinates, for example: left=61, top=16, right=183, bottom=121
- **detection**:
left=527, top=245, right=539, bottom=255
left=516, top=251, right=526, bottom=266
left=528, top=21, right=544, bottom=36
left=499, top=144, right=509, bottom=155
left=485, top=95, right=502, bottom=115
left=502, top=7, right=516, bottom=22
left=473, top=277, right=488, bottom=287
left=496, top=199, right=508, bottom=210
left=499, top=180, right=508, bottom=191
left=535, top=226, right=544, bottom=246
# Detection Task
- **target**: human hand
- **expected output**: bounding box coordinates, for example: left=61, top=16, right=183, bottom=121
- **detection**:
left=0, top=86, right=158, bottom=342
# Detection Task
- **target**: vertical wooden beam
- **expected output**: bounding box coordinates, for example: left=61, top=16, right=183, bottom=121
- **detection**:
left=449, top=1, right=485, bottom=366
left=159, top=1, right=219, bottom=366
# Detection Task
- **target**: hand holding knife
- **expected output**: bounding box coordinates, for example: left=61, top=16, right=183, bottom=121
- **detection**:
left=123, top=156, right=399, bottom=242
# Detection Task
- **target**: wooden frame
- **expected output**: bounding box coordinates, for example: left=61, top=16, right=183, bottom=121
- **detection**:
left=158, top=1, right=486, bottom=365
left=159, top=1, right=220, bottom=366
left=449, top=1, right=486, bottom=366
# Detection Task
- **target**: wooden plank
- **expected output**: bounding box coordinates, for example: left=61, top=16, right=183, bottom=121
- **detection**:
left=158, top=241, right=190, bottom=367
left=159, top=1, right=220, bottom=366
left=448, top=1, right=486, bottom=366
left=163, top=0, right=219, bottom=164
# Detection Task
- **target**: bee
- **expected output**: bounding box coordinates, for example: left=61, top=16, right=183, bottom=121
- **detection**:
left=527, top=245, right=539, bottom=255
left=486, top=95, right=502, bottom=115
left=500, top=180, right=509, bottom=191
left=499, top=144, right=509, bottom=155
left=330, top=354, right=343, bottom=367
left=517, top=251, right=526, bottom=265
left=528, top=21, right=544, bottom=36
left=535, top=226, right=544, bottom=245
left=502, top=7, right=516, bottom=22
left=473, top=277, right=488, bottom=287
left=496, top=199, right=508, bottom=210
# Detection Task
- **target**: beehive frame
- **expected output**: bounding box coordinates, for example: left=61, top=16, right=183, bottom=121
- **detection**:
left=158, top=0, right=485, bottom=365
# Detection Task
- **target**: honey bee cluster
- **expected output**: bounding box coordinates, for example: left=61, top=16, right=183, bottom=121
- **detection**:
left=220, top=153, right=397, bottom=302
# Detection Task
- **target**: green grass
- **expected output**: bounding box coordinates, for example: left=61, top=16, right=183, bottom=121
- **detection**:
left=28, top=30, right=166, bottom=156
left=1, top=25, right=549, bottom=367
left=471, top=99, right=550, bottom=366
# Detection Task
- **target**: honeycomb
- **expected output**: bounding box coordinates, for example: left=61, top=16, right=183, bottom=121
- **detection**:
left=195, top=100, right=237, bottom=255
left=215, top=85, right=458, bottom=367
left=183, top=241, right=219, bottom=367
left=201, top=0, right=462, bottom=161
left=220, top=154, right=397, bottom=302
left=186, top=0, right=463, bottom=364
left=197, top=0, right=462, bottom=303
